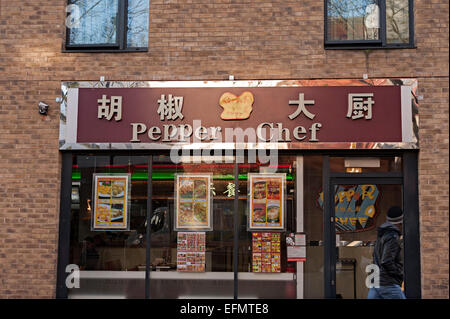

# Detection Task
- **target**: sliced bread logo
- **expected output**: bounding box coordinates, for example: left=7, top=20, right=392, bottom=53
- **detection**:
left=219, top=91, right=254, bottom=120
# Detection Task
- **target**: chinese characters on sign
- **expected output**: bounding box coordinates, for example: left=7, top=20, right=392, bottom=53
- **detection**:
left=98, top=95, right=123, bottom=121
left=93, top=89, right=385, bottom=145
left=288, top=93, right=315, bottom=120
left=157, top=94, right=184, bottom=121
left=347, top=93, right=375, bottom=120
left=223, top=182, right=238, bottom=197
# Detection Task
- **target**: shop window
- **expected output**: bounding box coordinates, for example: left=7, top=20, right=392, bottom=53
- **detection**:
left=65, top=0, right=149, bottom=52
left=68, top=155, right=148, bottom=299
left=149, top=155, right=235, bottom=298
left=302, top=156, right=325, bottom=298
left=237, top=155, right=298, bottom=299
left=325, top=0, right=414, bottom=49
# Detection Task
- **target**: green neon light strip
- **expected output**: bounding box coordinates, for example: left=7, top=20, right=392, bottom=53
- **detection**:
left=72, top=171, right=292, bottom=180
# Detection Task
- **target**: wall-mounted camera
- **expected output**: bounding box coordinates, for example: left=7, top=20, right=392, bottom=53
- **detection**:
left=38, top=102, right=49, bottom=115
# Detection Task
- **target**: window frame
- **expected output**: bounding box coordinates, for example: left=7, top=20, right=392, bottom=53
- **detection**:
left=64, top=0, right=148, bottom=53
left=324, top=0, right=415, bottom=50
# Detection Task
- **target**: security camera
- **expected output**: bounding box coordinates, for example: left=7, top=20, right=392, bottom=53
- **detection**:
left=38, top=102, right=49, bottom=115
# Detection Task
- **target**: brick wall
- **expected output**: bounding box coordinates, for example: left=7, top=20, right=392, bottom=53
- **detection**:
left=0, top=0, right=448, bottom=298
left=0, top=80, right=61, bottom=298
left=417, top=77, right=449, bottom=299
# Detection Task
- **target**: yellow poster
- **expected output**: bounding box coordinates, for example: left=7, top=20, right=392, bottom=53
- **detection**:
left=93, top=174, right=130, bottom=230
left=175, top=174, right=212, bottom=231
left=249, top=174, right=285, bottom=230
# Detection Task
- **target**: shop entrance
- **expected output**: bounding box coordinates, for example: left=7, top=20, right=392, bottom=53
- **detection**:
left=330, top=180, right=403, bottom=299
left=323, top=156, right=409, bottom=299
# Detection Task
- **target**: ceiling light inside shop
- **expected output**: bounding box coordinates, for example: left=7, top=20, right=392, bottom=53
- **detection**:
left=346, top=241, right=363, bottom=247
left=346, top=167, right=362, bottom=173
left=345, top=157, right=380, bottom=168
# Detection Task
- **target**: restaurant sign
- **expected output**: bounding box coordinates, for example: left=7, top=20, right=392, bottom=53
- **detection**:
left=59, top=80, right=418, bottom=150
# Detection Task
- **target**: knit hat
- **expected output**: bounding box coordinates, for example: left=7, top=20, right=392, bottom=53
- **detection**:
left=387, top=206, right=403, bottom=224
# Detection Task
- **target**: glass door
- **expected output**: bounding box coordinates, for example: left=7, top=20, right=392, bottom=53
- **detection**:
left=331, top=182, right=403, bottom=299
left=323, top=156, right=406, bottom=299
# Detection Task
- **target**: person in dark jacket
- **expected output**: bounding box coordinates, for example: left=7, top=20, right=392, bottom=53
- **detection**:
left=367, top=206, right=406, bottom=299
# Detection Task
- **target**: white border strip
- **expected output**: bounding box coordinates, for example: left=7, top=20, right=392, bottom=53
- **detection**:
left=296, top=261, right=304, bottom=299
left=296, top=156, right=304, bottom=233
left=295, top=156, right=304, bottom=300
left=66, top=88, right=79, bottom=144
left=401, top=85, right=413, bottom=143
left=79, top=271, right=295, bottom=281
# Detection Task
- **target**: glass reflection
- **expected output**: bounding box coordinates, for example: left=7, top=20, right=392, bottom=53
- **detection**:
left=334, top=184, right=403, bottom=299
left=127, top=0, right=149, bottom=47
left=149, top=155, right=234, bottom=299
left=327, top=0, right=380, bottom=41
left=68, top=155, right=147, bottom=299
left=68, top=0, right=119, bottom=45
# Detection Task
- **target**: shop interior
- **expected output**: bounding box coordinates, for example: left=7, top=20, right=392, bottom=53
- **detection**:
left=68, top=154, right=402, bottom=299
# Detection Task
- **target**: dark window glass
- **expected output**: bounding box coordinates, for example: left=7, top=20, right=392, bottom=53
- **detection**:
left=303, top=156, right=325, bottom=298
left=149, top=155, right=234, bottom=299
left=68, top=155, right=148, bottom=299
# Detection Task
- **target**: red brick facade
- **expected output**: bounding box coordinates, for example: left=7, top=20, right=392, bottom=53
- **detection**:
left=0, top=0, right=448, bottom=298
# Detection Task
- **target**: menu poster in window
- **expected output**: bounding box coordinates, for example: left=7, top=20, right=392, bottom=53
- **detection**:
left=177, top=232, right=206, bottom=272
left=248, top=174, right=286, bottom=231
left=175, top=174, right=212, bottom=231
left=92, top=174, right=130, bottom=231
left=252, top=232, right=281, bottom=273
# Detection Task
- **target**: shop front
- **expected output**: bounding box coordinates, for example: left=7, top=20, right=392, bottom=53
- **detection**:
left=56, top=79, right=421, bottom=299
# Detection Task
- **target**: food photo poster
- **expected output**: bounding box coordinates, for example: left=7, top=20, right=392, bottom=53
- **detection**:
left=252, top=232, right=281, bottom=273
left=92, top=174, right=131, bottom=231
left=248, top=173, right=286, bottom=231
left=177, top=232, right=206, bottom=272
left=174, top=174, right=213, bottom=231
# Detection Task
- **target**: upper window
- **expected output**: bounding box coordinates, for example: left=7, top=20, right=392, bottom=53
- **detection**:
left=65, top=0, right=149, bottom=52
left=325, top=0, right=414, bottom=49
